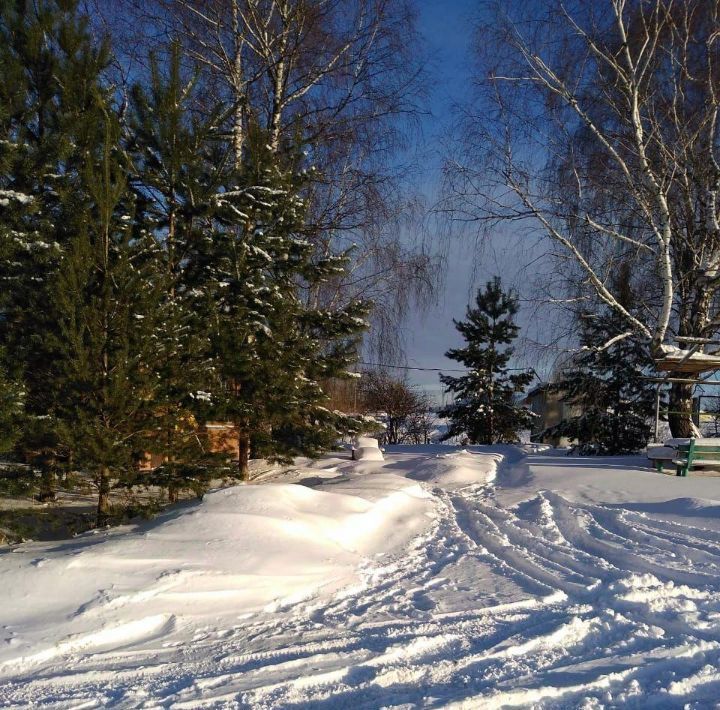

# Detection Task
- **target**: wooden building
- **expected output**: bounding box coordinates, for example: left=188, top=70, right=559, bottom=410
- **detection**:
left=523, top=384, right=582, bottom=446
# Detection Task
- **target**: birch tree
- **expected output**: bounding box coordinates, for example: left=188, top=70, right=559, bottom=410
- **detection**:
left=444, top=0, right=720, bottom=436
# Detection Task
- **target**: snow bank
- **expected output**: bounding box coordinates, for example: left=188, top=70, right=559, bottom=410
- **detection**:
left=283, top=445, right=507, bottom=490
left=0, top=475, right=434, bottom=677
left=24, top=445, right=720, bottom=708
left=404, top=449, right=502, bottom=488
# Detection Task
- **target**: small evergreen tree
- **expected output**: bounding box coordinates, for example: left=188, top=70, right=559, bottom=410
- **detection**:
left=439, top=277, right=533, bottom=444
left=544, top=308, right=656, bottom=455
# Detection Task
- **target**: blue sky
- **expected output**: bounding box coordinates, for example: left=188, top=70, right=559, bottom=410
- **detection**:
left=402, top=0, right=539, bottom=399
left=401, top=0, right=563, bottom=401
left=401, top=0, right=477, bottom=400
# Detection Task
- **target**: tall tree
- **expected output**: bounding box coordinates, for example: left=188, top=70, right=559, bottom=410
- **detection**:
left=0, top=0, right=115, bottom=501
left=92, top=0, right=435, bottom=364
left=445, top=0, right=720, bottom=436
left=191, top=131, right=369, bottom=478
left=439, top=278, right=533, bottom=445
left=126, top=42, right=228, bottom=499
left=47, top=101, right=164, bottom=525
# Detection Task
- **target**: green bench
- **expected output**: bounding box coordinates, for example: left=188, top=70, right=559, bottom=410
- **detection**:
left=673, top=439, right=720, bottom=476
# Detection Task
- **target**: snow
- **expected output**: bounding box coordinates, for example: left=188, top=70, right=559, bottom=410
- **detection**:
left=353, top=436, right=384, bottom=461
left=0, top=476, right=432, bottom=675
left=0, top=190, right=33, bottom=206
left=400, top=448, right=501, bottom=487
left=353, top=446, right=384, bottom=461
left=2, top=447, right=720, bottom=708
left=355, top=436, right=380, bottom=448
left=658, top=343, right=720, bottom=365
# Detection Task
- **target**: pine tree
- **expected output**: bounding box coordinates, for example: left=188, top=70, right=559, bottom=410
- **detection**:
left=545, top=308, right=656, bottom=455
left=261, top=291, right=371, bottom=461
left=439, top=277, right=533, bottom=444
left=125, top=42, right=227, bottom=500
left=0, top=0, right=113, bottom=500
left=192, top=131, right=369, bottom=478
left=45, top=94, right=165, bottom=524
left=0, top=0, right=112, bottom=345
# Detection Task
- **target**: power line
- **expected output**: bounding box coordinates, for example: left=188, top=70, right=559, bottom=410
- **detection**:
left=357, top=361, right=534, bottom=373
left=358, top=361, right=466, bottom=372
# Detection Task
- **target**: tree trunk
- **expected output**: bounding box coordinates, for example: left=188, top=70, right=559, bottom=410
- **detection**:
left=668, top=382, right=696, bottom=438
left=37, top=472, right=56, bottom=502
left=63, top=451, right=74, bottom=485
left=231, top=1, right=245, bottom=168
left=37, top=457, right=56, bottom=502
left=238, top=432, right=250, bottom=481
left=96, top=465, right=111, bottom=527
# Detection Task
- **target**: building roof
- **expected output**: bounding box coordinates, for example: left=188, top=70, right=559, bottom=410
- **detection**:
left=523, top=383, right=550, bottom=402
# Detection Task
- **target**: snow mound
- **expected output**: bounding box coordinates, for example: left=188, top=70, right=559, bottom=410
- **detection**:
left=355, top=436, right=381, bottom=448
left=354, top=446, right=384, bottom=461
left=404, top=450, right=502, bottom=488
left=352, top=436, right=384, bottom=461
left=0, top=476, right=434, bottom=676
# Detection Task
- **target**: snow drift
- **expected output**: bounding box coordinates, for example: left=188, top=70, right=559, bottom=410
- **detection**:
left=0, top=475, right=434, bottom=678
left=404, top=449, right=502, bottom=488
left=5, top=446, right=719, bottom=709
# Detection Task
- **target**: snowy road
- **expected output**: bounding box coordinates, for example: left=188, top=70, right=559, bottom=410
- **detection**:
left=3, top=448, right=720, bottom=708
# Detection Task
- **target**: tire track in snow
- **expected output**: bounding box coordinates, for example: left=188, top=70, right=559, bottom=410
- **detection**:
left=226, top=455, right=720, bottom=709
left=2, top=451, right=720, bottom=708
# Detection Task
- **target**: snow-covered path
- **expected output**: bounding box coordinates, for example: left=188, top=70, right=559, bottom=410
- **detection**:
left=3, top=448, right=720, bottom=708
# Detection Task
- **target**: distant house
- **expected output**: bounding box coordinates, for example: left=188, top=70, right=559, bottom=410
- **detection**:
left=138, top=422, right=239, bottom=471
left=523, top=384, right=581, bottom=446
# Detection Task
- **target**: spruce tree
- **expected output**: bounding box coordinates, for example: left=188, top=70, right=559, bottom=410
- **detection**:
left=439, top=277, right=533, bottom=444
left=545, top=308, right=656, bottom=455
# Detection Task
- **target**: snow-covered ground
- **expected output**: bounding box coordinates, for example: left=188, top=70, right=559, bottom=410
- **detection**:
left=2, top=446, right=720, bottom=708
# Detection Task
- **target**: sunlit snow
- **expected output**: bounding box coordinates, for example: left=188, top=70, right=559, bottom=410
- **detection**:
left=2, top=446, right=720, bottom=708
